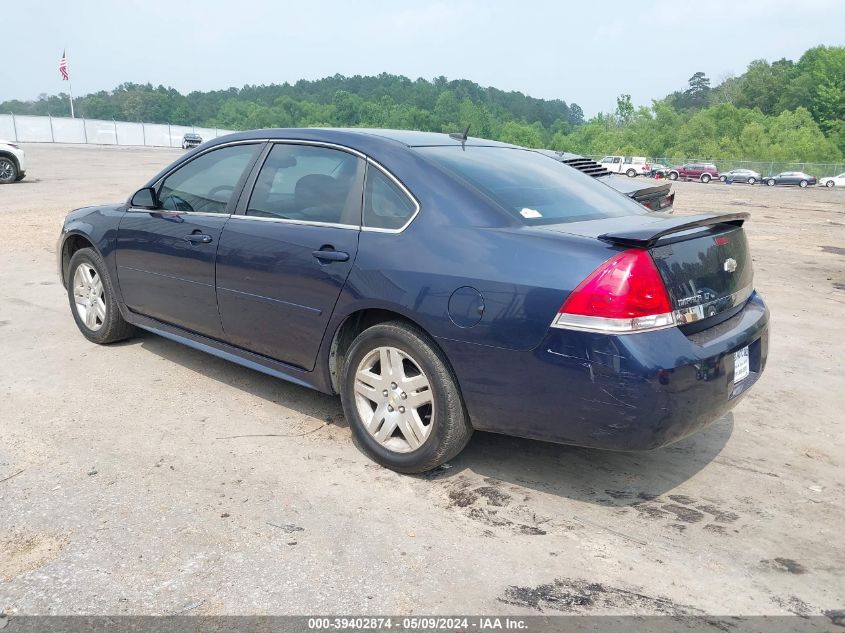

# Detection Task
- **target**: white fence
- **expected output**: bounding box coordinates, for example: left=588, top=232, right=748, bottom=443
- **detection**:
left=0, top=114, right=235, bottom=148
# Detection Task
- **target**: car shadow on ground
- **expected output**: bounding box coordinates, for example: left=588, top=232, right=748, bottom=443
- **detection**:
left=427, top=414, right=734, bottom=508
left=130, top=330, right=733, bottom=506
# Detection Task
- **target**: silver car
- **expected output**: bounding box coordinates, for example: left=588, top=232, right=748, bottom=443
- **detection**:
left=720, top=169, right=761, bottom=185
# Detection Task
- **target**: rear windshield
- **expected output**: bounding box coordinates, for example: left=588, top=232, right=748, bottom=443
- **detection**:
left=416, top=146, right=647, bottom=225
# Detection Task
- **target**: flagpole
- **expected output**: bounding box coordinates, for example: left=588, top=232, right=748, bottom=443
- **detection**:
left=65, top=46, right=74, bottom=118
left=68, top=80, right=75, bottom=119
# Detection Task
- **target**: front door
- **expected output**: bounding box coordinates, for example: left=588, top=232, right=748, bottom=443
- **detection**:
left=117, top=142, right=262, bottom=338
left=216, top=142, right=366, bottom=370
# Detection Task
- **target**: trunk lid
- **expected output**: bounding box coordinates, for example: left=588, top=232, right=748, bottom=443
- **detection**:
left=537, top=212, right=754, bottom=331
left=649, top=224, right=753, bottom=330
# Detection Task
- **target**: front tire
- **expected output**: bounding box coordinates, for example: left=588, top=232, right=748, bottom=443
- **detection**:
left=668, top=171, right=678, bottom=181
left=719, top=175, right=727, bottom=182
left=767, top=179, right=775, bottom=186
left=66, top=248, right=135, bottom=344
left=826, top=180, right=835, bottom=188
left=0, top=157, right=18, bottom=184
left=340, top=321, right=472, bottom=473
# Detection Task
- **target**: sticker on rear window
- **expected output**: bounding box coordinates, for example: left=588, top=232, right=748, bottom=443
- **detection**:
left=520, top=208, right=542, bottom=219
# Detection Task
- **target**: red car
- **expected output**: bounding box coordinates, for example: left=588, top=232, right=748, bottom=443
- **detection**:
left=668, top=162, right=720, bottom=183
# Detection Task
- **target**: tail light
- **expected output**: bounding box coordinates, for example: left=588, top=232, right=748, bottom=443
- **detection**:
left=658, top=192, right=674, bottom=210
left=551, top=249, right=676, bottom=333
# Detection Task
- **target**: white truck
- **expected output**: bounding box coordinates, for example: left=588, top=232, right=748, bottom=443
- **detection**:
left=597, top=155, right=650, bottom=177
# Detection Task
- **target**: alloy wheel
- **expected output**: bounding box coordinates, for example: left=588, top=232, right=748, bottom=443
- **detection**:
left=353, top=346, right=434, bottom=453
left=72, top=263, right=106, bottom=331
left=0, top=158, right=14, bottom=182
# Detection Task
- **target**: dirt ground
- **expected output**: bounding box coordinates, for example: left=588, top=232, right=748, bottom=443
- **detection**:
left=0, top=144, right=843, bottom=617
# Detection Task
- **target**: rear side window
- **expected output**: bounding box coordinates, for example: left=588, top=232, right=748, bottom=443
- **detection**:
left=416, top=146, right=647, bottom=225
left=246, top=143, right=365, bottom=226
left=363, top=167, right=417, bottom=230
left=158, top=143, right=260, bottom=213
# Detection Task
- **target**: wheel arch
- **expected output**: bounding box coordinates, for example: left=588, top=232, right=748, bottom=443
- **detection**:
left=0, top=151, right=20, bottom=170
left=326, top=307, right=450, bottom=395
left=59, top=232, right=99, bottom=288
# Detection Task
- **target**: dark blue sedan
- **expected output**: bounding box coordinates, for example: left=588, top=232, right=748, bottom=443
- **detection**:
left=57, top=128, right=769, bottom=472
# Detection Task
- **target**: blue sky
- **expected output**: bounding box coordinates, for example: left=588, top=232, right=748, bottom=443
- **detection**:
left=2, top=0, right=843, bottom=115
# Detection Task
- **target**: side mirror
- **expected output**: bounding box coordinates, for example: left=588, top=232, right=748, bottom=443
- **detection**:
left=130, top=187, right=158, bottom=209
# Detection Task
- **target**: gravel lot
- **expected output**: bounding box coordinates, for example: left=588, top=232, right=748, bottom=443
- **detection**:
left=1, top=144, right=843, bottom=617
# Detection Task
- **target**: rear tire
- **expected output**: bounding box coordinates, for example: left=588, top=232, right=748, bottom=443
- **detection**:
left=340, top=321, right=472, bottom=473
left=0, top=157, right=18, bottom=184
left=747, top=177, right=756, bottom=185
left=799, top=180, right=808, bottom=188
left=66, top=248, right=135, bottom=344
left=668, top=171, right=678, bottom=180
left=701, top=174, right=711, bottom=183
left=626, top=169, right=637, bottom=177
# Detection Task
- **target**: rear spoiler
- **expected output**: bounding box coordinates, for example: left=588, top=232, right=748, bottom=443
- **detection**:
left=598, top=212, right=750, bottom=248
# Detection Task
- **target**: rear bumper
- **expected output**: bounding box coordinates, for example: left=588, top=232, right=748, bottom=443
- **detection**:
left=443, top=292, right=769, bottom=450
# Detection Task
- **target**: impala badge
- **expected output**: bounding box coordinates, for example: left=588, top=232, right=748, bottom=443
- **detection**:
left=723, top=258, right=738, bottom=273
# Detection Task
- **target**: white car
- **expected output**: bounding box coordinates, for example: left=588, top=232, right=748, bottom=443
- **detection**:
left=597, top=155, right=650, bottom=177
left=819, top=173, right=845, bottom=188
left=0, top=140, right=26, bottom=184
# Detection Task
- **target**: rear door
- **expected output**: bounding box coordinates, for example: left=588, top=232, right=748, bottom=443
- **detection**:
left=215, top=142, right=365, bottom=370
left=117, top=142, right=263, bottom=338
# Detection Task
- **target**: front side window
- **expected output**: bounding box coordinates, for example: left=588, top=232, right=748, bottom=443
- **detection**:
left=246, top=144, right=365, bottom=226
left=158, top=144, right=260, bottom=213
left=417, top=146, right=647, bottom=225
left=363, top=167, right=417, bottom=230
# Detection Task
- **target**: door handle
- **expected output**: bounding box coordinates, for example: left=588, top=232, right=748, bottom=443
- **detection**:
left=184, top=233, right=213, bottom=245
left=312, top=249, right=349, bottom=263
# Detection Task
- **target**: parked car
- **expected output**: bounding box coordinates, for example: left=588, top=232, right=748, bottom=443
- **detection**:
left=818, top=173, right=845, bottom=188
left=538, top=150, right=674, bottom=212
left=0, top=139, right=26, bottom=184
left=57, top=128, right=769, bottom=473
left=181, top=133, right=203, bottom=150
left=597, top=155, right=650, bottom=177
left=667, top=163, right=720, bottom=183
left=648, top=163, right=669, bottom=178
left=720, top=169, right=760, bottom=185
left=763, top=172, right=817, bottom=187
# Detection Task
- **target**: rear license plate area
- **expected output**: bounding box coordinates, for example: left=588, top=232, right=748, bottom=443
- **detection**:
left=734, top=346, right=749, bottom=383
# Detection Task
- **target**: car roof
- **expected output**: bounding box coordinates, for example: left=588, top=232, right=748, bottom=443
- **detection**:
left=209, top=127, right=520, bottom=150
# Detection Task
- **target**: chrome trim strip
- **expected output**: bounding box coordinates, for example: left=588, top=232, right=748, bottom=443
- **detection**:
left=226, top=214, right=359, bottom=231
left=550, top=312, right=677, bottom=334
left=126, top=208, right=231, bottom=218
left=673, top=285, right=754, bottom=325
left=266, top=138, right=367, bottom=159
left=361, top=158, right=421, bottom=234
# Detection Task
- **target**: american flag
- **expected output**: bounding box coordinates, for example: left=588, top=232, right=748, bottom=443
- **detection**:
left=59, top=50, right=69, bottom=81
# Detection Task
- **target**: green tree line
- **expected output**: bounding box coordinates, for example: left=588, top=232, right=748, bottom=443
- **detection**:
left=2, top=46, right=842, bottom=162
